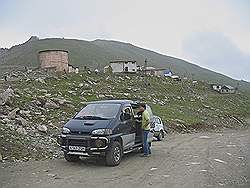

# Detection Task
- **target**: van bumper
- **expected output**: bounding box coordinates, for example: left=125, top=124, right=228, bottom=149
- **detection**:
left=58, top=134, right=110, bottom=156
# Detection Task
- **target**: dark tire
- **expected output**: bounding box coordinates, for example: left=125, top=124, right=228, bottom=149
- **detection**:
left=157, top=131, right=164, bottom=141
left=64, top=152, right=80, bottom=162
left=106, top=141, right=122, bottom=166
left=139, top=146, right=144, bottom=153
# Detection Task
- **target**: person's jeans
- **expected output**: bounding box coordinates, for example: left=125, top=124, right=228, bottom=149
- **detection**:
left=143, top=130, right=151, bottom=155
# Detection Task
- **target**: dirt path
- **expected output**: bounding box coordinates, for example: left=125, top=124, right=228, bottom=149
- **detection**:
left=1, top=129, right=249, bottom=188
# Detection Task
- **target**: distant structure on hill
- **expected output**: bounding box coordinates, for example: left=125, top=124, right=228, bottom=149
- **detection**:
left=38, top=49, right=69, bottom=72
left=105, top=60, right=170, bottom=76
left=144, top=66, right=165, bottom=76
left=164, top=69, right=173, bottom=77
left=211, top=84, right=236, bottom=94
left=109, top=60, right=137, bottom=73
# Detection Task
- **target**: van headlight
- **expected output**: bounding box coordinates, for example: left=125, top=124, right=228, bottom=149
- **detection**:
left=62, top=127, right=71, bottom=134
left=92, top=129, right=112, bottom=135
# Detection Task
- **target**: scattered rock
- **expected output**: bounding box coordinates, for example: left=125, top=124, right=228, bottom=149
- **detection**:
left=19, top=110, right=31, bottom=117
left=98, top=94, right=105, bottom=98
left=186, top=162, right=201, bottom=165
left=214, top=158, right=227, bottom=164
left=199, top=136, right=210, bottom=139
left=199, top=170, right=208, bottom=172
left=0, top=87, right=15, bottom=105
left=150, top=167, right=158, bottom=171
left=44, top=101, right=59, bottom=109
left=8, top=108, right=20, bottom=120
left=37, top=125, right=48, bottom=133
left=48, top=173, right=56, bottom=178
left=36, top=77, right=46, bottom=84
left=162, top=175, right=170, bottom=178
left=52, top=98, right=67, bottom=105
left=16, top=127, right=27, bottom=135
left=203, top=104, right=210, bottom=109
left=35, top=96, right=47, bottom=106
left=16, top=117, right=29, bottom=126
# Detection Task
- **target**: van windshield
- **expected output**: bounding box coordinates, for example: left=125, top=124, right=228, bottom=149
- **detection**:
left=74, top=103, right=121, bottom=120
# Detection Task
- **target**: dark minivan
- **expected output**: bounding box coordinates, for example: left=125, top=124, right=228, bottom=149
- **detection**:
left=58, top=100, right=154, bottom=166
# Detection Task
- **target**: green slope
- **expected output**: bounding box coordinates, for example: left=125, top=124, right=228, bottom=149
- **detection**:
left=0, top=37, right=249, bottom=91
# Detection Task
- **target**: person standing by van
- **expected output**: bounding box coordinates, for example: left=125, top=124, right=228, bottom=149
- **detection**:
left=139, top=103, right=151, bottom=157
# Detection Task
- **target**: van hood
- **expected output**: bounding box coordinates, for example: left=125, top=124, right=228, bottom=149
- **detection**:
left=64, top=118, right=114, bottom=134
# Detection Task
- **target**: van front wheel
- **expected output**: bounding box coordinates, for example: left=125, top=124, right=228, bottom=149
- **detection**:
left=106, top=141, right=122, bottom=166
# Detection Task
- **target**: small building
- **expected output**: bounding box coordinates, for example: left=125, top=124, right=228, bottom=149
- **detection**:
left=211, top=84, right=222, bottom=92
left=110, top=60, right=137, bottom=73
left=38, top=49, right=69, bottom=72
left=144, top=67, right=165, bottom=76
left=211, top=84, right=236, bottom=94
left=136, top=65, right=142, bottom=71
left=220, top=85, right=236, bottom=94
left=75, top=67, right=79, bottom=74
left=68, top=64, right=79, bottom=73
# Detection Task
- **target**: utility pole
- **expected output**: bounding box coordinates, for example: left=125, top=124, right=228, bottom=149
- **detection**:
left=144, top=58, right=148, bottom=86
left=144, top=58, right=147, bottom=75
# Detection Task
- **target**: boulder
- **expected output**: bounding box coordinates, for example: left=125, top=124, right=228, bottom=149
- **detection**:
left=16, top=117, right=29, bottom=127
left=44, top=101, right=59, bottom=109
left=16, top=127, right=27, bottom=135
left=0, top=88, right=14, bottom=106
left=36, top=78, right=46, bottom=84
left=65, top=103, right=75, bottom=109
left=35, top=96, right=47, bottom=106
left=52, top=98, right=70, bottom=105
left=37, top=125, right=48, bottom=133
left=98, top=94, right=105, bottom=98
left=19, top=110, right=31, bottom=117
left=8, top=108, right=20, bottom=120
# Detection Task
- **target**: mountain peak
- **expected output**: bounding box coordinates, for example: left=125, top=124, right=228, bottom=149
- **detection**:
left=27, top=36, right=39, bottom=43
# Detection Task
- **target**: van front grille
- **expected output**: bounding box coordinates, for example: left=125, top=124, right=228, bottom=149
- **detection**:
left=68, top=139, right=89, bottom=147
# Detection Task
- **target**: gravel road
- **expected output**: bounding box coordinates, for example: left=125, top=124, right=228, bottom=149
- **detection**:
left=1, top=129, right=249, bottom=188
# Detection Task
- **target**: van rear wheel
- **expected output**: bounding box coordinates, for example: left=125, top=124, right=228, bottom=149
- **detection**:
left=64, top=152, right=80, bottom=162
left=106, top=141, right=122, bottom=166
left=157, top=131, right=164, bottom=141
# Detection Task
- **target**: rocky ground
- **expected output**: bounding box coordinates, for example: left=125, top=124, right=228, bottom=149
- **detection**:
left=0, top=129, right=249, bottom=188
left=0, top=70, right=249, bottom=162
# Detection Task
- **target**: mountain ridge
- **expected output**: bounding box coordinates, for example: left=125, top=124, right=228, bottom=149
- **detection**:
left=0, top=37, right=249, bottom=91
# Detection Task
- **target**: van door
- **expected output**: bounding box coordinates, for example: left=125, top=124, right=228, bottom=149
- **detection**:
left=120, top=105, right=136, bottom=150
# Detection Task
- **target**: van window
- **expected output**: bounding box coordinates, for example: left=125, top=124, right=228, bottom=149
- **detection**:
left=75, top=103, right=121, bottom=119
left=122, top=106, right=132, bottom=120
left=123, top=107, right=132, bottom=115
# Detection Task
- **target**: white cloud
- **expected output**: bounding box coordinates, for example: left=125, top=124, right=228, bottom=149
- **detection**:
left=0, top=0, right=249, bottom=80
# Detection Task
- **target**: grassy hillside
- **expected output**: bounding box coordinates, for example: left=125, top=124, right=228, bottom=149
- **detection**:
left=1, top=37, right=250, bottom=91
left=0, top=71, right=250, bottom=161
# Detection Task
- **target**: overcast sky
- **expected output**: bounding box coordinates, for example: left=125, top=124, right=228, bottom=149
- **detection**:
left=1, top=0, right=250, bottom=81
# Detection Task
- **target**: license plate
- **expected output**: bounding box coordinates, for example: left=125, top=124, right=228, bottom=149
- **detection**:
left=69, top=146, right=86, bottom=151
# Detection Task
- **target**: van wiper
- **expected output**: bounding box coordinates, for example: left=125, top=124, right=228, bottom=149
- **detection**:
left=74, top=116, right=109, bottom=120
